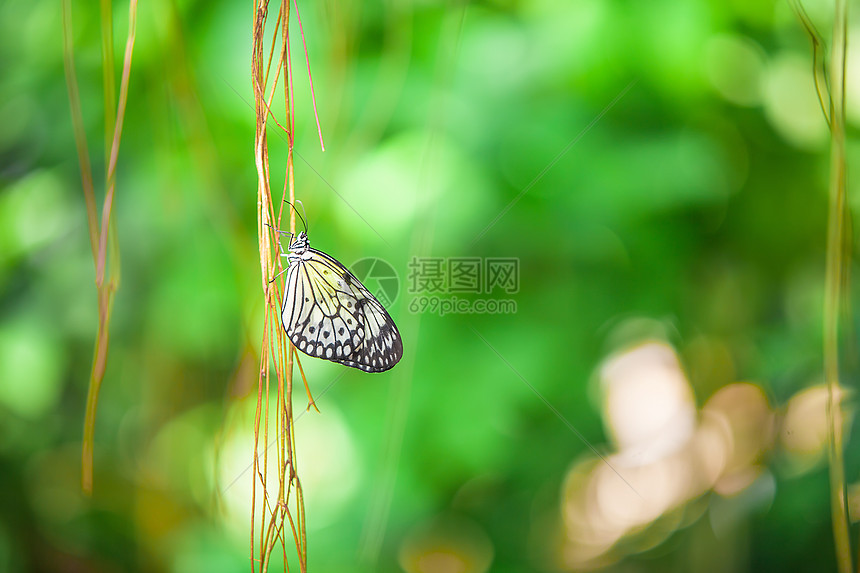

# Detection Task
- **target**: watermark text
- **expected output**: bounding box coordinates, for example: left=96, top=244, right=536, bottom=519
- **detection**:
left=408, top=295, right=517, bottom=316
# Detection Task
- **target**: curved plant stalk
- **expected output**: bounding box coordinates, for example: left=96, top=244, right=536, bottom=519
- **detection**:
left=793, top=1, right=852, bottom=571
left=824, top=2, right=852, bottom=571
left=250, top=0, right=323, bottom=568
left=792, top=0, right=831, bottom=129
left=63, top=0, right=138, bottom=495
left=100, top=0, right=116, bottom=154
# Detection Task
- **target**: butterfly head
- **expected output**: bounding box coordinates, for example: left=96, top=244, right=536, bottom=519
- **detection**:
left=288, top=231, right=310, bottom=254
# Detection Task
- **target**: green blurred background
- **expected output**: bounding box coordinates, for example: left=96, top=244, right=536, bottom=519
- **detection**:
left=2, top=0, right=860, bottom=571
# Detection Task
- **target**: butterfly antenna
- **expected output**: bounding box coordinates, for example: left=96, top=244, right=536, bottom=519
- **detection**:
left=295, top=199, right=309, bottom=234
left=283, top=199, right=309, bottom=235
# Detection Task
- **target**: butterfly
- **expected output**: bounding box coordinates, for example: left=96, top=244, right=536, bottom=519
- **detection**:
left=278, top=230, right=403, bottom=372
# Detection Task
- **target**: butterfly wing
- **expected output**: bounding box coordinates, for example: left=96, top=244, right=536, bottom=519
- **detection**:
left=281, top=248, right=403, bottom=372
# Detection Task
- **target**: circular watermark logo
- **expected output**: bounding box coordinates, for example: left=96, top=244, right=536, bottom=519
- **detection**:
left=349, top=257, right=400, bottom=306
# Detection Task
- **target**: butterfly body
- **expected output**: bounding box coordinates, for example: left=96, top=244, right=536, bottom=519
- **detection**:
left=280, top=231, right=403, bottom=372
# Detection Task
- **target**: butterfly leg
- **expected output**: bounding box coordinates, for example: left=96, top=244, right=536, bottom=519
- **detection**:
left=269, top=264, right=290, bottom=283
